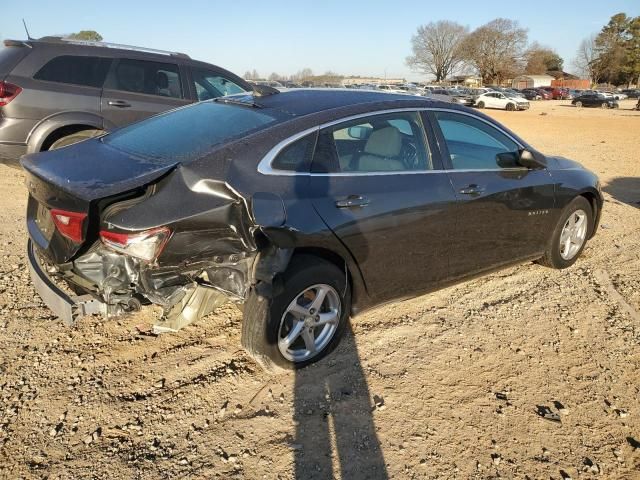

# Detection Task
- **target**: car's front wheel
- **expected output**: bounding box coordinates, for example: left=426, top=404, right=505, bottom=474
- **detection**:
left=241, top=255, right=350, bottom=372
left=506, top=103, right=515, bottom=111
left=575, top=101, right=582, bottom=108
left=539, top=196, right=593, bottom=269
left=600, top=102, right=609, bottom=109
left=476, top=101, right=485, bottom=109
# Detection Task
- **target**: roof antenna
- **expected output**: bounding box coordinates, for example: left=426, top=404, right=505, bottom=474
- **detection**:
left=23, top=19, right=34, bottom=40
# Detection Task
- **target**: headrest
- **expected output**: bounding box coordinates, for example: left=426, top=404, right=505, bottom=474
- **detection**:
left=363, top=126, right=402, bottom=158
left=156, top=71, right=169, bottom=89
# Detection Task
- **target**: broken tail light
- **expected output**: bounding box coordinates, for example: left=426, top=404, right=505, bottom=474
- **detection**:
left=100, top=227, right=171, bottom=262
left=0, top=81, right=22, bottom=107
left=50, top=209, right=87, bottom=243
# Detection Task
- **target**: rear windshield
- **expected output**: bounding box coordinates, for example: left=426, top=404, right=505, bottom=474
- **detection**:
left=103, top=101, right=277, bottom=163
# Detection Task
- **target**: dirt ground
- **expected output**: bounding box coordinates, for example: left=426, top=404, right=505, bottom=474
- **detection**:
left=0, top=99, right=639, bottom=480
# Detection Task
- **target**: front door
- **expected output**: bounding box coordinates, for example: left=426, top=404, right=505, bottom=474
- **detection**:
left=309, top=110, right=458, bottom=302
left=430, top=110, right=556, bottom=279
left=101, top=58, right=191, bottom=127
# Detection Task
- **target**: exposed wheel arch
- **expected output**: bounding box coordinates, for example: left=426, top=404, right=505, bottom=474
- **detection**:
left=41, top=125, right=103, bottom=151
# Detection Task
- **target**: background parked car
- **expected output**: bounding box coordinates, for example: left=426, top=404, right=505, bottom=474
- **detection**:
left=540, top=86, right=571, bottom=100
left=475, top=92, right=530, bottom=111
left=620, top=89, right=640, bottom=98
left=520, top=88, right=542, bottom=100
left=0, top=36, right=251, bottom=167
left=571, top=93, right=619, bottom=109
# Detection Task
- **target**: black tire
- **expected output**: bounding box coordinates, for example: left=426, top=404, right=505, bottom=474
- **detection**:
left=600, top=102, right=609, bottom=109
left=241, top=255, right=350, bottom=372
left=575, top=101, right=582, bottom=108
left=538, top=196, right=593, bottom=269
left=506, top=103, right=515, bottom=111
left=49, top=129, right=104, bottom=150
left=477, top=101, right=485, bottom=109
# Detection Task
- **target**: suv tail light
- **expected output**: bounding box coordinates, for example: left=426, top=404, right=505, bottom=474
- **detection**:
left=100, top=227, right=171, bottom=262
left=0, top=81, right=22, bottom=107
left=50, top=209, right=87, bottom=243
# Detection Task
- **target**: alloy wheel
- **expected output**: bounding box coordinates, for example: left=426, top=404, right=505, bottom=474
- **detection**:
left=559, top=209, right=588, bottom=260
left=277, top=284, right=341, bottom=362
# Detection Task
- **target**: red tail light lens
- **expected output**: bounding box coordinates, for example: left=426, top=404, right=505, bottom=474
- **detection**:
left=0, top=81, right=22, bottom=107
left=100, top=227, right=171, bottom=262
left=50, top=209, right=87, bottom=243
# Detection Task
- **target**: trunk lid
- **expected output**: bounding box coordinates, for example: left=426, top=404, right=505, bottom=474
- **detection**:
left=22, top=138, right=177, bottom=264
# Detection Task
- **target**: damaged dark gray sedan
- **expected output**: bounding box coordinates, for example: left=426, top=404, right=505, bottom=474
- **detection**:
left=23, top=89, right=602, bottom=370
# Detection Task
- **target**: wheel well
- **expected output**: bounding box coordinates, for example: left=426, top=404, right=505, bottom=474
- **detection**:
left=41, top=125, right=98, bottom=151
left=289, top=247, right=353, bottom=291
left=579, top=191, right=599, bottom=235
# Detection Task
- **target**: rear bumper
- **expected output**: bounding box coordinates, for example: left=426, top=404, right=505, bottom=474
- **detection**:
left=27, top=240, right=107, bottom=325
left=0, top=142, right=27, bottom=168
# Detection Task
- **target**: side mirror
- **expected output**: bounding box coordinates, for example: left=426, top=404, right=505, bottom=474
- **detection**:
left=518, top=149, right=546, bottom=169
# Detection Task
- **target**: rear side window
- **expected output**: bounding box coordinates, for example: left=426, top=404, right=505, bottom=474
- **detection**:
left=34, top=55, right=112, bottom=88
left=272, top=132, right=317, bottom=172
left=104, top=101, right=277, bottom=163
left=105, top=59, right=183, bottom=98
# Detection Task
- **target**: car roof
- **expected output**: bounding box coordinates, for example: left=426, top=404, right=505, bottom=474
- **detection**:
left=223, top=88, right=453, bottom=117
left=22, top=36, right=191, bottom=62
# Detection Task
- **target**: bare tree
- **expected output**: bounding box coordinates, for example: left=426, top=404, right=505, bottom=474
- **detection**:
left=406, top=21, right=468, bottom=82
left=573, top=34, right=604, bottom=85
left=460, top=18, right=528, bottom=84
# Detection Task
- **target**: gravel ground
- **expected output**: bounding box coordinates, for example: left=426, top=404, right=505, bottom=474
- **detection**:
left=0, top=99, right=639, bottom=479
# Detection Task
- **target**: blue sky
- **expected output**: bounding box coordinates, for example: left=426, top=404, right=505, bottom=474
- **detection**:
left=2, top=1, right=638, bottom=80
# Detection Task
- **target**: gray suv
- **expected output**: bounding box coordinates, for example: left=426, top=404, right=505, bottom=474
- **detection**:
left=0, top=36, right=251, bottom=166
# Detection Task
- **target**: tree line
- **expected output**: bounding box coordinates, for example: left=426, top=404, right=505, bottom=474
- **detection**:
left=406, top=13, right=639, bottom=87
left=574, top=13, right=640, bottom=87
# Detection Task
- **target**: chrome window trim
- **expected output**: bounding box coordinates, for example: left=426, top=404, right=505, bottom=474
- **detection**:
left=256, top=107, right=527, bottom=177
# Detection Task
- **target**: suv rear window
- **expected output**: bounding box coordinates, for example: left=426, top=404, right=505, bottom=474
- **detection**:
left=103, top=101, right=277, bottom=163
left=34, top=55, right=112, bottom=88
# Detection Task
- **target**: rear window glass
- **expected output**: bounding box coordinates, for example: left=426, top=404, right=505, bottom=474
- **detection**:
left=103, top=101, right=277, bottom=163
left=34, top=55, right=112, bottom=88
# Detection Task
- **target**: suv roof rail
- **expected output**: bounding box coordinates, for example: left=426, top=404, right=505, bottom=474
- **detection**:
left=35, top=36, right=191, bottom=59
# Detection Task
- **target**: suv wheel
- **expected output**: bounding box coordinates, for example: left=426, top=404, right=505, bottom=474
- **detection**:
left=49, top=129, right=104, bottom=150
left=538, top=196, right=592, bottom=269
left=241, top=255, right=350, bottom=372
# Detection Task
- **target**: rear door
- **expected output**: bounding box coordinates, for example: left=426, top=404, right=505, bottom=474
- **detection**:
left=430, top=110, right=555, bottom=279
left=101, top=58, right=191, bottom=127
left=309, top=110, right=458, bottom=302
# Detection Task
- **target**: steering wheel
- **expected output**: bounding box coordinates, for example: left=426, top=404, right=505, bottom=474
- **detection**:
left=400, top=141, right=419, bottom=169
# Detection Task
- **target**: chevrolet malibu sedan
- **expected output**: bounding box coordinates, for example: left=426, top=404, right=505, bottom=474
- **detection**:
left=22, top=89, right=602, bottom=371
left=475, top=92, right=530, bottom=111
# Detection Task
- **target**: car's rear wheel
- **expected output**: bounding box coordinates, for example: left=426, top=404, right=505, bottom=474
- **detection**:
left=575, top=101, right=583, bottom=108
left=477, top=101, right=485, bottom=109
left=49, top=129, right=104, bottom=150
left=538, top=196, right=593, bottom=269
left=241, top=255, right=350, bottom=372
left=506, top=103, right=515, bottom=111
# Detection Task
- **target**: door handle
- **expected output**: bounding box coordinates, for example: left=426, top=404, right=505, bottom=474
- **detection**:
left=107, top=100, right=131, bottom=108
left=335, top=195, right=370, bottom=208
left=459, top=184, right=485, bottom=195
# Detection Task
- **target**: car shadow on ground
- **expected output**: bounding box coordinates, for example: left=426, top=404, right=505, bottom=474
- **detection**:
left=603, top=177, right=640, bottom=208
left=293, top=325, right=388, bottom=479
